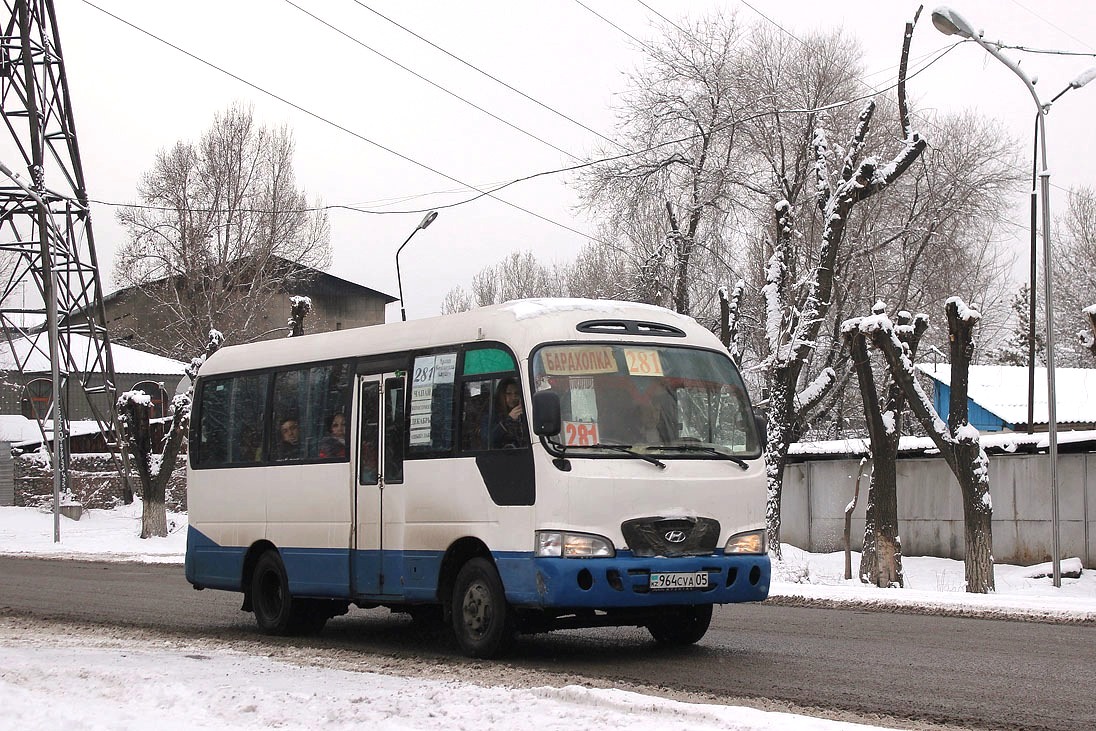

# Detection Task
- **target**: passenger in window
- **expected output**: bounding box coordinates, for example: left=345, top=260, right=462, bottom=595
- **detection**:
left=633, top=397, right=673, bottom=445
left=360, top=434, right=379, bottom=483
left=490, top=377, right=528, bottom=448
left=318, top=413, right=347, bottom=458
left=275, top=415, right=302, bottom=460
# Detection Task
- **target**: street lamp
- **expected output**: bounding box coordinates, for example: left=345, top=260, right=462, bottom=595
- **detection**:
left=933, top=6, right=1068, bottom=586
left=1027, top=68, right=1096, bottom=436
left=395, top=210, right=439, bottom=322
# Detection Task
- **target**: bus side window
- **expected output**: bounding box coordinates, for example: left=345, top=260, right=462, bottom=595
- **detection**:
left=359, top=381, right=379, bottom=484
left=460, top=380, right=493, bottom=451
left=273, top=363, right=352, bottom=462
left=194, top=374, right=269, bottom=467
left=384, top=377, right=405, bottom=482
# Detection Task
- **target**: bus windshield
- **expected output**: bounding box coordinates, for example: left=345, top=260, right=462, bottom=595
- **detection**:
left=531, top=343, right=760, bottom=457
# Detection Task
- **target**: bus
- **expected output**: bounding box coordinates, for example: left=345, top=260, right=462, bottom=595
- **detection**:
left=185, top=299, right=770, bottom=657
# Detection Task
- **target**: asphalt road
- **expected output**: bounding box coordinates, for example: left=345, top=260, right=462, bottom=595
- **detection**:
left=1, top=556, right=1092, bottom=730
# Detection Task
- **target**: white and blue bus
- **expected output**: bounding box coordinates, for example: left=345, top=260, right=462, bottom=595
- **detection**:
left=185, top=299, right=770, bottom=657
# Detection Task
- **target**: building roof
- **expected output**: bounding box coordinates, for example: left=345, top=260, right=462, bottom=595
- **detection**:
left=102, top=257, right=397, bottom=306
left=0, top=332, right=187, bottom=375
left=0, top=415, right=107, bottom=444
left=916, top=363, right=1096, bottom=426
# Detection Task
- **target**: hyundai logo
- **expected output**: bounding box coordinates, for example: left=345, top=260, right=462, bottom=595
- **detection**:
left=664, top=530, right=688, bottom=543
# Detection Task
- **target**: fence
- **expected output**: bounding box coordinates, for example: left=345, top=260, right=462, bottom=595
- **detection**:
left=781, top=451, right=1094, bottom=566
left=11, top=452, right=187, bottom=512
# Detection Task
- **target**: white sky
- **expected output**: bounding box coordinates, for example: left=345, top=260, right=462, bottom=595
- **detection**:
left=35, top=1, right=1096, bottom=321
left=1, top=501, right=1093, bottom=729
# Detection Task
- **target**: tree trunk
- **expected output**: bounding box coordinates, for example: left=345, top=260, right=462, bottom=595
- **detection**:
left=140, top=477, right=168, bottom=539
left=765, top=370, right=797, bottom=559
left=961, top=485, right=995, bottom=592
left=859, top=452, right=903, bottom=588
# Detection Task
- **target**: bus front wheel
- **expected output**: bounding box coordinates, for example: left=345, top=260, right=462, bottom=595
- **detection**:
left=645, top=604, right=713, bottom=645
left=451, top=558, right=515, bottom=658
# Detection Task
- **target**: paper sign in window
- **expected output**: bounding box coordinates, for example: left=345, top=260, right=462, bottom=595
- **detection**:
left=563, top=420, right=600, bottom=446
left=624, top=348, right=664, bottom=376
left=540, top=346, right=617, bottom=375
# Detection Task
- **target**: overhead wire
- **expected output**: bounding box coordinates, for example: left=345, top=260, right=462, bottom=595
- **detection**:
left=85, top=37, right=963, bottom=218
left=348, top=0, right=632, bottom=154
left=283, top=0, right=582, bottom=162
left=77, top=0, right=606, bottom=244
left=571, top=0, right=661, bottom=57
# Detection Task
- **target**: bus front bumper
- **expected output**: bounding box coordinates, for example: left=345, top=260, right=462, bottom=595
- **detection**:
left=496, top=551, right=770, bottom=608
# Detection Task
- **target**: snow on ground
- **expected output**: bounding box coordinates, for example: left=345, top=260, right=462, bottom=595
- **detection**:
left=1, top=502, right=1093, bottom=730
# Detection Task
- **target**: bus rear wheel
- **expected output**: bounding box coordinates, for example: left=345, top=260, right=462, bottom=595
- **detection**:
left=252, top=550, right=329, bottom=636
left=451, top=558, right=515, bottom=658
left=645, top=604, right=713, bottom=645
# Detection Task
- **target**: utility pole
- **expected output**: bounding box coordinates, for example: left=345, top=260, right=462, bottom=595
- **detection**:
left=0, top=0, right=131, bottom=536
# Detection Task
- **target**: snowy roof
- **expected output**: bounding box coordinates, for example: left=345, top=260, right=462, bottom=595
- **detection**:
left=0, top=415, right=107, bottom=445
left=790, top=429, right=1096, bottom=458
left=916, top=364, right=1096, bottom=426
left=0, top=332, right=186, bottom=376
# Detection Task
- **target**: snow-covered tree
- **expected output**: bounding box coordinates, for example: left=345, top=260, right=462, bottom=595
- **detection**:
left=114, top=103, right=330, bottom=359
left=118, top=329, right=223, bottom=539
left=991, top=284, right=1044, bottom=367
left=762, top=13, right=927, bottom=556
left=719, top=281, right=745, bottom=365
left=843, top=303, right=927, bottom=588
left=1052, top=186, right=1096, bottom=367
left=576, top=11, right=755, bottom=318
left=288, top=296, right=312, bottom=338
left=846, top=298, right=994, bottom=593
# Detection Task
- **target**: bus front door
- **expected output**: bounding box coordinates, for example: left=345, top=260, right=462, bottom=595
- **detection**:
left=351, top=373, right=405, bottom=598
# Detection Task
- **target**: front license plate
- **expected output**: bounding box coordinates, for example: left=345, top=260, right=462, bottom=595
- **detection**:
left=649, top=571, right=709, bottom=591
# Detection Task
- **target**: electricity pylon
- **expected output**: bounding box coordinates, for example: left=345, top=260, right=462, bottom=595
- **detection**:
left=0, top=0, right=130, bottom=539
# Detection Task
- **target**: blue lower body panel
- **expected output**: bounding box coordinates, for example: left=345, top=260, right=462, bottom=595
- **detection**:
left=186, top=527, right=769, bottom=609
left=496, top=550, right=770, bottom=608
left=185, top=526, right=246, bottom=591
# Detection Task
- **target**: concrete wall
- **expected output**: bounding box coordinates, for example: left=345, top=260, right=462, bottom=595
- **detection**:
left=781, top=452, right=1094, bottom=566
left=0, top=441, right=12, bottom=506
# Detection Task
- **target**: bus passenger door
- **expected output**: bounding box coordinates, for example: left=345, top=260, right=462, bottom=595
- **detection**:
left=351, top=372, right=405, bottom=597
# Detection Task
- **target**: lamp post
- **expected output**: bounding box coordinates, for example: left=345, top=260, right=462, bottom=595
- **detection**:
left=1027, top=68, right=1096, bottom=436
left=395, top=210, right=439, bottom=322
left=932, top=6, right=1068, bottom=586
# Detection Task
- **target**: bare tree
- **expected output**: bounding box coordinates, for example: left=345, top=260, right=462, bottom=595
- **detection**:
left=843, top=303, right=927, bottom=587
left=114, top=103, right=330, bottom=359
left=577, top=11, right=755, bottom=316
left=1052, top=187, right=1096, bottom=366
left=847, top=298, right=994, bottom=593
left=117, top=330, right=224, bottom=538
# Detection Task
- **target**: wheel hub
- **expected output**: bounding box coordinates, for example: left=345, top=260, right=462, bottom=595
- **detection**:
left=461, top=581, right=492, bottom=637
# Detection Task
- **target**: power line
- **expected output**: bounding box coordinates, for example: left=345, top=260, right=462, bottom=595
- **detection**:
left=77, top=0, right=605, bottom=244
left=571, top=0, right=661, bottom=57
left=1004, top=0, right=1096, bottom=55
left=733, top=0, right=884, bottom=96
left=89, top=41, right=960, bottom=219
left=348, top=0, right=632, bottom=154
left=632, top=0, right=689, bottom=37
left=79, top=0, right=963, bottom=229
left=283, top=0, right=582, bottom=162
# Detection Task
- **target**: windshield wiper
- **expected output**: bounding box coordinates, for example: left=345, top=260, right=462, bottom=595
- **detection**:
left=589, top=443, right=666, bottom=469
left=647, top=444, right=750, bottom=470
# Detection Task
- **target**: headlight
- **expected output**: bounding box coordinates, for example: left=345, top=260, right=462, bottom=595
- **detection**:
left=725, top=529, right=766, bottom=554
left=535, top=530, right=615, bottom=558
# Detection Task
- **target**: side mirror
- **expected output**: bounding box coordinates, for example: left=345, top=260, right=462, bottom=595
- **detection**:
left=531, top=391, right=561, bottom=437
